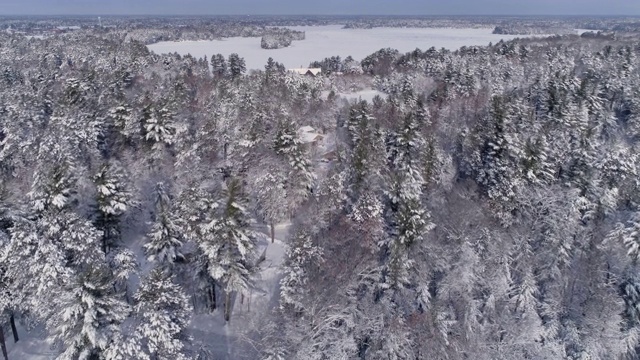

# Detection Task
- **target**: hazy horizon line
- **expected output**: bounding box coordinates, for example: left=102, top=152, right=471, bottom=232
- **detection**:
left=0, top=13, right=638, bottom=17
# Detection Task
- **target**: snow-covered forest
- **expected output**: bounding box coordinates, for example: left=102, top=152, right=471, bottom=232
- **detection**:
left=1, top=16, right=640, bottom=360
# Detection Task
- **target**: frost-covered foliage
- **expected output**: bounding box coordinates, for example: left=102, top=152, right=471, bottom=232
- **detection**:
left=94, top=162, right=131, bottom=253
left=199, top=179, right=256, bottom=294
left=2, top=19, right=640, bottom=360
left=280, top=231, right=323, bottom=313
left=132, top=269, right=192, bottom=360
left=45, top=267, right=130, bottom=360
left=144, top=182, right=184, bottom=267
left=144, top=106, right=177, bottom=149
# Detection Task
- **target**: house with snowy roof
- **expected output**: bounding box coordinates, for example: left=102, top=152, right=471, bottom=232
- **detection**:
left=288, top=68, right=322, bottom=77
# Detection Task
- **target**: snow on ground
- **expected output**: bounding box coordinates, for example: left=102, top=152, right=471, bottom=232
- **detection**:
left=6, top=324, right=56, bottom=360
left=188, top=221, right=292, bottom=359
left=321, top=89, right=386, bottom=103
left=339, top=89, right=386, bottom=103
left=148, top=25, right=547, bottom=70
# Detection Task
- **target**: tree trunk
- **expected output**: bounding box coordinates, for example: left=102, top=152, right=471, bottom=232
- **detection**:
left=270, top=222, right=275, bottom=243
left=209, top=286, right=217, bottom=312
left=224, top=292, right=232, bottom=322
left=9, top=315, right=17, bottom=343
left=0, top=325, right=8, bottom=360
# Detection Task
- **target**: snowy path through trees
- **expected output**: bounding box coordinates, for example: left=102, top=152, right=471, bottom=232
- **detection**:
left=188, top=221, right=291, bottom=359
left=6, top=324, right=56, bottom=360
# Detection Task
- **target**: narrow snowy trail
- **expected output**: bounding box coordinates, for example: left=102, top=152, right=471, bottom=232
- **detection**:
left=5, top=325, right=56, bottom=360
left=189, top=221, right=291, bottom=359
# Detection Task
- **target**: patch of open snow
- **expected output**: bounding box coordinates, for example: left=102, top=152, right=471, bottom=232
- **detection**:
left=148, top=25, right=544, bottom=70
left=6, top=323, right=56, bottom=360
left=339, top=89, right=386, bottom=102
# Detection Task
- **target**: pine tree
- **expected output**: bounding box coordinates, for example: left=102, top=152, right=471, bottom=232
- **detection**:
left=144, top=106, right=176, bottom=150
left=476, top=96, right=521, bottom=206
left=108, top=247, right=138, bottom=299
left=144, top=183, right=184, bottom=268
left=345, top=103, right=384, bottom=197
left=252, top=171, right=289, bottom=243
left=28, top=157, right=77, bottom=213
left=133, top=269, right=192, bottom=360
left=265, top=57, right=278, bottom=84
left=228, top=53, right=246, bottom=80
left=94, top=162, right=130, bottom=253
left=384, top=108, right=434, bottom=288
left=45, top=266, right=130, bottom=360
left=197, top=178, right=257, bottom=321
left=280, top=231, right=323, bottom=314
left=211, top=53, right=227, bottom=78
left=273, top=118, right=314, bottom=206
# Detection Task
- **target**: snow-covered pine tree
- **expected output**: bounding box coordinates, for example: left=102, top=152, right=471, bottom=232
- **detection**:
left=279, top=231, right=323, bottom=315
left=144, top=105, right=176, bottom=151
left=198, top=178, right=257, bottom=322
left=384, top=108, right=434, bottom=288
left=252, top=171, right=289, bottom=243
left=175, top=185, right=221, bottom=312
left=211, top=53, right=227, bottom=78
left=345, top=102, right=384, bottom=198
left=228, top=53, right=246, bottom=80
left=28, top=156, right=77, bottom=213
left=132, top=268, right=192, bottom=360
left=94, top=162, right=131, bottom=253
left=45, top=265, right=130, bottom=360
left=144, top=182, right=184, bottom=268
left=273, top=118, right=314, bottom=207
left=107, top=247, right=138, bottom=300
left=265, top=57, right=278, bottom=84
left=341, top=104, right=387, bottom=249
left=475, top=95, right=522, bottom=210
left=105, top=103, right=137, bottom=152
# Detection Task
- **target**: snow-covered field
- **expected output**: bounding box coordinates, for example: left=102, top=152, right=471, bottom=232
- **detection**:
left=148, top=25, right=544, bottom=70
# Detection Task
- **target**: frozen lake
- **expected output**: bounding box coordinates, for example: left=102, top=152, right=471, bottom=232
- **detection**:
left=148, top=25, right=543, bottom=70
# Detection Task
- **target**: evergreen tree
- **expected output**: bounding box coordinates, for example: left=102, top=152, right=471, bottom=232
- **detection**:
left=94, top=162, right=131, bottom=253
left=144, top=106, right=176, bottom=150
left=131, top=269, right=192, bottom=360
left=144, top=183, right=184, bottom=268
left=45, top=266, right=130, bottom=360
left=384, top=108, right=434, bottom=288
left=273, top=118, right=314, bottom=206
left=345, top=103, right=384, bottom=197
left=28, top=157, right=77, bottom=213
left=197, top=178, right=257, bottom=321
left=280, top=231, right=323, bottom=314
left=228, top=53, right=246, bottom=80
left=211, top=53, right=227, bottom=78
left=252, top=171, right=289, bottom=243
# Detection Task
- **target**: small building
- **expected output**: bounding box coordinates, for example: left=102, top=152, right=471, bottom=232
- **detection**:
left=321, top=150, right=337, bottom=162
left=298, top=126, right=324, bottom=144
left=289, top=68, right=322, bottom=77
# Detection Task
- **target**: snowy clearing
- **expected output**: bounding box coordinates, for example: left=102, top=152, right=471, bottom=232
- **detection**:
left=148, top=25, right=546, bottom=70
